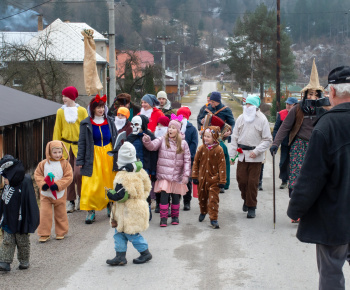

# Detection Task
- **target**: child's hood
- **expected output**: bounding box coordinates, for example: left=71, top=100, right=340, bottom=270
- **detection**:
left=46, top=140, right=69, bottom=163
left=0, top=155, right=25, bottom=187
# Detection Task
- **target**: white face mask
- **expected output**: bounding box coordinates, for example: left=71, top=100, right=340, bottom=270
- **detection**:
left=115, top=117, right=126, bottom=131
left=243, top=105, right=257, bottom=123
left=155, top=126, right=168, bottom=138
left=131, top=116, right=142, bottom=135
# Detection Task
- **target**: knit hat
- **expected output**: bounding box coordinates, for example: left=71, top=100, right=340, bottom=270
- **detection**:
left=246, top=95, right=261, bottom=108
left=157, top=116, right=170, bottom=127
left=207, top=93, right=212, bottom=98
left=210, top=91, right=221, bottom=103
left=204, top=126, right=220, bottom=144
left=46, top=140, right=69, bottom=163
left=62, top=86, right=79, bottom=101
left=142, top=94, right=160, bottom=107
left=177, top=107, right=191, bottom=120
left=117, top=107, right=130, bottom=119
left=157, top=91, right=167, bottom=100
left=117, top=141, right=137, bottom=168
left=301, top=59, right=324, bottom=93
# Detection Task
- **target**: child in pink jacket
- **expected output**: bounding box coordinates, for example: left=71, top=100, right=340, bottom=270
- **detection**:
left=142, top=114, right=191, bottom=227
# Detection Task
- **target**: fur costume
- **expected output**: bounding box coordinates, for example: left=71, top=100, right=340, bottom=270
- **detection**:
left=110, top=162, right=151, bottom=235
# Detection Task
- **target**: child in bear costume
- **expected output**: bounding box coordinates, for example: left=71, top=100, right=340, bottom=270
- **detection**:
left=106, top=142, right=152, bottom=266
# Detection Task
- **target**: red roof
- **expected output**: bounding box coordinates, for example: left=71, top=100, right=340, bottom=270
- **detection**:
left=116, top=50, right=154, bottom=79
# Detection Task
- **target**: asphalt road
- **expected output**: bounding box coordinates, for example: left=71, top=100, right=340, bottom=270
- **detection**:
left=1, top=81, right=349, bottom=289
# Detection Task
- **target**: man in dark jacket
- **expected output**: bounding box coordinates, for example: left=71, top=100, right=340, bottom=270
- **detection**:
left=198, top=91, right=235, bottom=138
left=272, top=97, right=298, bottom=189
left=287, top=66, right=350, bottom=290
left=197, top=93, right=211, bottom=130
left=177, top=107, right=198, bottom=210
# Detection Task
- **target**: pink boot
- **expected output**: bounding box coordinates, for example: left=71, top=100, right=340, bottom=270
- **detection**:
left=171, top=204, right=180, bottom=225
left=159, top=204, right=168, bottom=227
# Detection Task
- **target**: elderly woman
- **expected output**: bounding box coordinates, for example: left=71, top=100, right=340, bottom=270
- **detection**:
left=76, top=94, right=118, bottom=224
left=270, top=59, right=324, bottom=207
left=139, top=94, right=164, bottom=132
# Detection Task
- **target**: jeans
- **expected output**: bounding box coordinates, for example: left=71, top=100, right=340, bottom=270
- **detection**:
left=113, top=230, right=148, bottom=253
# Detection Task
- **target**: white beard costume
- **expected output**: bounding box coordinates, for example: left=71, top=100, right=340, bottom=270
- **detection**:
left=62, top=104, right=79, bottom=123
left=155, top=126, right=168, bottom=138
left=115, top=117, right=126, bottom=131
left=140, top=108, right=153, bottom=119
left=243, top=105, right=257, bottom=123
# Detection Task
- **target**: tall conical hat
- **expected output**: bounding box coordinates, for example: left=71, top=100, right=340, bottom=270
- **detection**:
left=301, top=59, right=324, bottom=93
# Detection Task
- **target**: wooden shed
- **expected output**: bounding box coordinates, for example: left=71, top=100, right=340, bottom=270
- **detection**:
left=0, top=85, right=61, bottom=173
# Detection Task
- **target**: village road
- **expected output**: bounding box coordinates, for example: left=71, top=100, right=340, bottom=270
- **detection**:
left=1, top=81, right=349, bottom=289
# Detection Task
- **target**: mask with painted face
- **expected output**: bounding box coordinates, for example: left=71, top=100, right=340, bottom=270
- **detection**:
left=131, top=116, right=142, bottom=135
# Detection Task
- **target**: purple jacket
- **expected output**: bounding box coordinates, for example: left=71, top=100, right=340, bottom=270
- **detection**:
left=143, top=136, right=191, bottom=183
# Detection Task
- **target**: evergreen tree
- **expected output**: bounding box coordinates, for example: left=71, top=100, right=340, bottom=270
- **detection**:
left=143, top=65, right=156, bottom=95
left=124, top=60, right=134, bottom=95
left=52, top=0, right=70, bottom=21
left=224, top=4, right=296, bottom=99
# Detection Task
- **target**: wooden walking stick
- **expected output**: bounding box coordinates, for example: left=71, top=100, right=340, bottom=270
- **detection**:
left=273, top=152, right=276, bottom=229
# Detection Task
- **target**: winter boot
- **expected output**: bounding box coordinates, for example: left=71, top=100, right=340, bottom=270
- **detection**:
left=220, top=188, right=225, bottom=193
left=210, top=220, right=220, bottom=229
left=242, top=202, right=248, bottom=212
left=18, top=262, right=30, bottom=270
left=247, top=207, right=256, bottom=218
left=183, top=201, right=191, bottom=211
left=85, top=210, right=95, bottom=224
left=133, top=249, right=152, bottom=264
left=106, top=252, right=127, bottom=266
left=159, top=204, right=168, bottom=227
left=171, top=204, right=180, bottom=225
left=155, top=203, right=160, bottom=213
left=106, top=203, right=111, bottom=217
left=0, top=262, right=10, bottom=271
left=149, top=205, right=152, bottom=221
left=199, top=213, right=206, bottom=222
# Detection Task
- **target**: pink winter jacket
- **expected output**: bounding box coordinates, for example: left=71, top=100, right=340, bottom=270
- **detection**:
left=142, top=136, right=191, bottom=183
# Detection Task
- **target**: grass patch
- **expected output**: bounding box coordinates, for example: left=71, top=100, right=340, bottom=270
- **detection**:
left=225, top=98, right=243, bottom=118
left=181, top=96, right=197, bottom=103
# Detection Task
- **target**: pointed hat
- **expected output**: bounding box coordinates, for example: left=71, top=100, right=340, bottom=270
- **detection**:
left=301, top=59, right=324, bottom=93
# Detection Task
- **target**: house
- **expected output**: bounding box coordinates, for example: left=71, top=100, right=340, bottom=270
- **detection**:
left=0, top=19, right=108, bottom=106
left=0, top=85, right=61, bottom=173
left=113, top=50, right=154, bottom=79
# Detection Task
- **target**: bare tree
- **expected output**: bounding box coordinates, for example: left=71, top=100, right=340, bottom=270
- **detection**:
left=0, top=29, right=70, bottom=102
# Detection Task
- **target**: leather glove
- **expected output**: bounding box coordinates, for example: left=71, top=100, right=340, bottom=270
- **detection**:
left=182, top=176, right=189, bottom=184
left=218, top=184, right=225, bottom=189
left=50, top=184, right=58, bottom=191
left=192, top=178, right=199, bottom=185
left=42, top=184, right=49, bottom=191
left=270, top=145, right=278, bottom=156
left=119, top=163, right=134, bottom=172
left=151, top=175, right=157, bottom=182
left=107, top=183, right=126, bottom=202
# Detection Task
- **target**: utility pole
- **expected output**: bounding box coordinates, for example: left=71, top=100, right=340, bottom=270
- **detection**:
left=157, top=36, right=171, bottom=91
left=183, top=61, right=186, bottom=96
left=250, top=50, right=254, bottom=94
left=108, top=0, right=116, bottom=105
left=276, top=0, right=281, bottom=111
left=177, top=53, right=181, bottom=102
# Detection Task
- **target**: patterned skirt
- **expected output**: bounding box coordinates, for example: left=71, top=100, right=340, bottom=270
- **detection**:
left=289, top=137, right=309, bottom=190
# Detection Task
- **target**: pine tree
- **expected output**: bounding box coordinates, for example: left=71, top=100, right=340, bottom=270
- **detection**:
left=143, top=65, right=156, bottom=95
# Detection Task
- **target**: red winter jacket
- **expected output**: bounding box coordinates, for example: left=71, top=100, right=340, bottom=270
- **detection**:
left=139, top=108, right=164, bottom=132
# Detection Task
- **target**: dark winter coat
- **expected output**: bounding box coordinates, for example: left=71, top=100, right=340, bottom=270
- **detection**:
left=199, top=103, right=235, bottom=128
left=0, top=174, right=39, bottom=234
left=272, top=110, right=289, bottom=147
left=197, top=103, right=209, bottom=130
left=127, top=115, right=158, bottom=175
left=287, top=102, right=350, bottom=246
left=76, top=115, right=118, bottom=176
left=184, top=121, right=198, bottom=165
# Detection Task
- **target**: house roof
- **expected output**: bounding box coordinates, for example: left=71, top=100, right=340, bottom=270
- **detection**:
left=0, top=85, right=61, bottom=127
left=66, top=22, right=107, bottom=41
left=0, top=32, right=38, bottom=49
left=26, top=19, right=106, bottom=63
left=116, top=50, right=154, bottom=78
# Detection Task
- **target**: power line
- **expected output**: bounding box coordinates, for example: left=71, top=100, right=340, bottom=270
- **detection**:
left=0, top=0, right=53, bottom=21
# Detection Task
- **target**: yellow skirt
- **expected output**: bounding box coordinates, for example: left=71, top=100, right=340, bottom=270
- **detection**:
left=80, top=143, right=116, bottom=211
